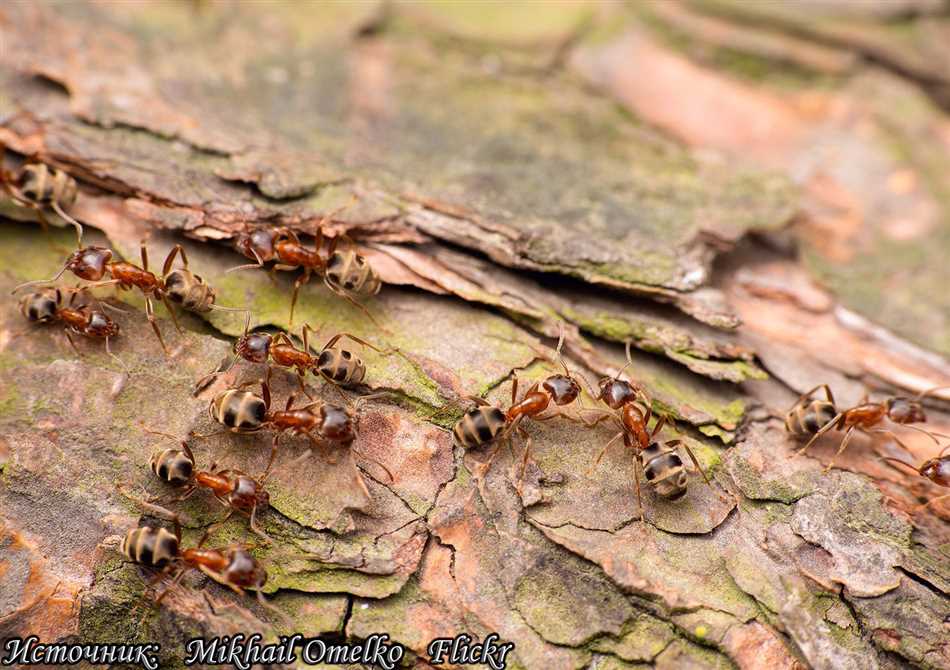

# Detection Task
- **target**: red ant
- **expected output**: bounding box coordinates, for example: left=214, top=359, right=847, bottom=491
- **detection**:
left=17, top=286, right=127, bottom=372
left=13, top=241, right=192, bottom=354
left=791, top=384, right=950, bottom=471
left=452, top=329, right=590, bottom=484
left=583, top=342, right=715, bottom=520
left=880, top=444, right=950, bottom=513
left=117, top=504, right=280, bottom=619
left=196, top=314, right=392, bottom=397
left=143, top=430, right=273, bottom=540
left=200, top=372, right=393, bottom=497
left=229, top=197, right=382, bottom=327
left=1, top=140, right=84, bottom=248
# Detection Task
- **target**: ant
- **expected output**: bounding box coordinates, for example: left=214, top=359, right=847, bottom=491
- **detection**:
left=229, top=197, right=382, bottom=327
left=1, top=141, right=84, bottom=248
left=200, top=372, right=392, bottom=497
left=117, top=506, right=276, bottom=616
left=452, top=329, right=588, bottom=483
left=583, top=342, right=715, bottom=520
left=17, top=286, right=126, bottom=370
left=880, top=445, right=950, bottom=513
left=196, top=314, right=391, bottom=397
left=143, top=430, right=273, bottom=540
left=14, top=241, right=197, bottom=354
left=788, top=384, right=950, bottom=472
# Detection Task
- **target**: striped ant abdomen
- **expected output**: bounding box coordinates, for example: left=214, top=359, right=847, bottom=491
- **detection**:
left=210, top=389, right=267, bottom=433
left=19, top=163, right=78, bottom=208
left=150, top=448, right=195, bottom=486
left=785, top=399, right=837, bottom=437
left=453, top=406, right=507, bottom=450
left=642, top=441, right=688, bottom=500
left=121, top=526, right=180, bottom=568
left=18, top=288, right=63, bottom=323
left=316, top=347, right=366, bottom=386
left=326, top=250, right=380, bottom=296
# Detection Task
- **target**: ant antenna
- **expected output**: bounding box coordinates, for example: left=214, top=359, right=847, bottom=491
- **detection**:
left=11, top=263, right=70, bottom=294
left=879, top=456, right=920, bottom=475
left=50, top=200, right=84, bottom=247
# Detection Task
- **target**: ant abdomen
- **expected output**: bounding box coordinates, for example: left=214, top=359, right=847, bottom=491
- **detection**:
left=150, top=448, right=195, bottom=486
left=641, top=442, right=688, bottom=500
left=121, top=526, right=180, bottom=568
left=453, top=406, right=507, bottom=450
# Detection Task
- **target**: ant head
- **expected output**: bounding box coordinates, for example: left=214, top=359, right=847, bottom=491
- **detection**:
left=543, top=374, right=580, bottom=406
left=66, top=246, right=112, bottom=281
left=886, top=397, right=926, bottom=424
left=224, top=548, right=267, bottom=589
left=598, top=377, right=638, bottom=410
left=236, top=229, right=276, bottom=262
left=235, top=332, right=272, bottom=363
left=921, top=458, right=949, bottom=486
left=86, top=310, right=120, bottom=338
left=231, top=476, right=270, bottom=510
left=320, top=404, right=356, bottom=444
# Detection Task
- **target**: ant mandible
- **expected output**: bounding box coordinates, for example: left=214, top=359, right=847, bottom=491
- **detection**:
left=788, top=384, right=950, bottom=471
left=229, top=197, right=383, bottom=328
left=143, top=430, right=273, bottom=540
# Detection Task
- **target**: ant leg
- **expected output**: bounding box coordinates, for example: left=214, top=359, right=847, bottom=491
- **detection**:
left=63, top=328, right=82, bottom=357
left=158, top=291, right=183, bottom=335
left=794, top=412, right=844, bottom=456
left=50, top=200, right=84, bottom=248
left=144, top=297, right=169, bottom=356
left=289, top=269, right=310, bottom=326
left=822, top=425, right=857, bottom=473
left=633, top=454, right=645, bottom=523
left=322, top=276, right=388, bottom=334
left=161, top=244, right=184, bottom=277
left=913, top=493, right=950, bottom=513
left=267, top=434, right=280, bottom=477
left=517, top=425, right=534, bottom=483
left=585, top=431, right=625, bottom=476
left=794, top=384, right=835, bottom=406
left=667, top=439, right=712, bottom=487
left=248, top=505, right=271, bottom=543
left=321, top=332, right=397, bottom=356
left=153, top=566, right=191, bottom=608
